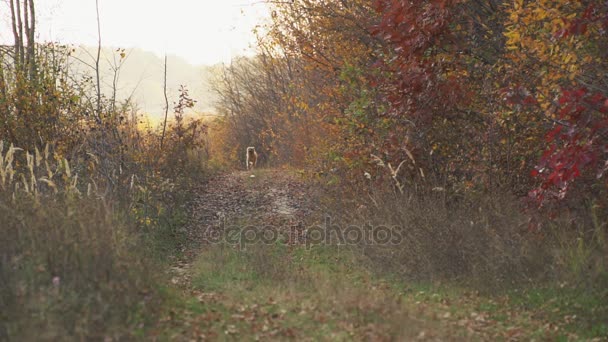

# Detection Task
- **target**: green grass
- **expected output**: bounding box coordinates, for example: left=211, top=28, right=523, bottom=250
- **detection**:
left=173, top=243, right=454, bottom=340
left=505, top=285, right=608, bottom=339
left=173, top=244, right=426, bottom=340
left=381, top=276, right=608, bottom=340
left=192, top=245, right=264, bottom=293
left=166, top=240, right=608, bottom=341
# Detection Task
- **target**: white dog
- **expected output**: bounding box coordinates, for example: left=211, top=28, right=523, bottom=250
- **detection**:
left=246, top=146, right=258, bottom=171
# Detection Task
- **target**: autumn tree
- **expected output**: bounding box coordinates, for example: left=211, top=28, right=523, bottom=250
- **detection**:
left=213, top=0, right=387, bottom=173
left=502, top=0, right=608, bottom=209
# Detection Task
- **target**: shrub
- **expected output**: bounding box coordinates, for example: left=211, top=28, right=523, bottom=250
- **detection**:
left=0, top=142, right=168, bottom=340
left=324, top=180, right=607, bottom=292
left=0, top=196, right=162, bottom=340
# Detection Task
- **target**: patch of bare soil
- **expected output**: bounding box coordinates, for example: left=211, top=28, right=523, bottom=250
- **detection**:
left=169, top=169, right=320, bottom=286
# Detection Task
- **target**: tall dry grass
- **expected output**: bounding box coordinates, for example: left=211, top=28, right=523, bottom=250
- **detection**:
left=0, top=142, right=170, bottom=340
left=321, top=175, right=608, bottom=292
left=0, top=41, right=212, bottom=340
left=0, top=197, right=161, bottom=340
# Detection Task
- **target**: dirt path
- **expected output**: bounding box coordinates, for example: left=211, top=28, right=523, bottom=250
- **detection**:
left=169, top=169, right=318, bottom=287
left=159, top=169, right=595, bottom=341
left=161, top=170, right=469, bottom=341
left=188, top=169, right=318, bottom=241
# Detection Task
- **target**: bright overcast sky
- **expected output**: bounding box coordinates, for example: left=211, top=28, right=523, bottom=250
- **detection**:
left=1, top=0, right=270, bottom=65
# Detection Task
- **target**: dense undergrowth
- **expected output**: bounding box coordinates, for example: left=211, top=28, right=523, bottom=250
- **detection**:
left=0, top=34, right=210, bottom=339
left=321, top=180, right=608, bottom=290
left=307, top=174, right=608, bottom=339
left=0, top=138, right=208, bottom=340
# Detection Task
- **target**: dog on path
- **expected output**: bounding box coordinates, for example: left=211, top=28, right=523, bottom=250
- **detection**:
left=246, top=147, right=258, bottom=171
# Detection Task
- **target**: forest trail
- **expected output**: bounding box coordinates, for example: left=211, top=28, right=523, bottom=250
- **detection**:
left=158, top=169, right=593, bottom=341
left=167, top=169, right=316, bottom=287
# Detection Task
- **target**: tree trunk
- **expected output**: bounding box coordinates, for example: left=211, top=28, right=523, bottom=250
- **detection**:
left=161, top=54, right=169, bottom=149
left=26, top=0, right=36, bottom=78
left=95, top=0, right=102, bottom=121
left=8, top=0, right=36, bottom=79
left=9, top=0, right=21, bottom=67
left=15, top=0, right=25, bottom=67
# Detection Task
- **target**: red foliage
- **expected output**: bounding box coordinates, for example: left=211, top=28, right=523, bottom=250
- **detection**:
left=530, top=87, right=608, bottom=205
left=522, top=3, right=608, bottom=209
left=373, top=0, right=607, bottom=213
left=371, top=0, right=454, bottom=56
left=555, top=3, right=607, bottom=38
left=370, top=0, right=463, bottom=157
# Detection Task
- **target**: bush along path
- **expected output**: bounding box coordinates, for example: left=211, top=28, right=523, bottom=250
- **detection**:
left=156, top=169, right=607, bottom=341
